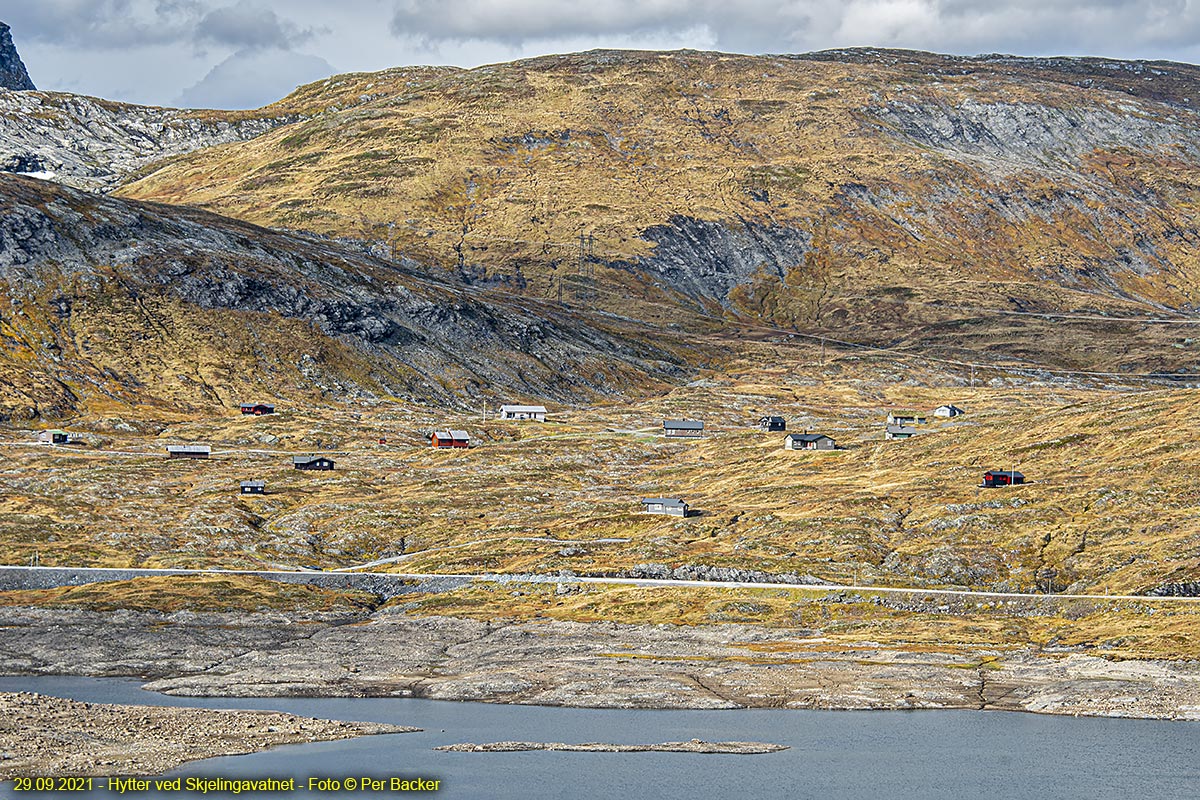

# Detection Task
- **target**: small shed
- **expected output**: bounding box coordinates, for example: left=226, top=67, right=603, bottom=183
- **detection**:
left=293, top=455, right=335, bottom=471
left=498, top=404, right=547, bottom=421
left=240, top=480, right=266, bottom=495
left=38, top=430, right=69, bottom=444
left=885, top=425, right=921, bottom=440
left=240, top=403, right=275, bottom=415
left=663, top=419, right=704, bottom=438
left=887, top=412, right=927, bottom=426
left=982, top=469, right=1025, bottom=487
left=934, top=404, right=965, bottom=418
left=166, top=445, right=211, bottom=459
left=431, top=430, right=470, bottom=448
left=759, top=415, right=786, bottom=432
left=641, top=497, right=689, bottom=517
left=785, top=433, right=835, bottom=451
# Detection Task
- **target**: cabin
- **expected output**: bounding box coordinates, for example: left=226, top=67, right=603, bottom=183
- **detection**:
left=240, top=403, right=275, bottom=416
left=167, top=445, right=211, bottom=459
left=431, top=430, right=470, bottom=448
left=641, top=497, right=689, bottom=517
left=934, top=404, right=965, bottom=418
left=982, top=469, right=1025, bottom=487
left=785, top=433, right=835, bottom=451
left=38, top=430, right=69, bottom=445
left=498, top=404, right=547, bottom=422
left=887, top=412, right=927, bottom=426
left=663, top=419, right=704, bottom=438
left=885, top=425, right=921, bottom=440
left=759, top=415, right=786, bottom=432
left=293, top=455, right=335, bottom=471
left=240, top=480, right=266, bottom=495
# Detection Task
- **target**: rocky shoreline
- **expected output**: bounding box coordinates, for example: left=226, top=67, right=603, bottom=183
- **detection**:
left=1, top=606, right=1198, bottom=721
left=0, top=692, right=415, bottom=778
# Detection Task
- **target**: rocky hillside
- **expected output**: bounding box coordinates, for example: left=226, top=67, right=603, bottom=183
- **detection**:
left=0, top=66, right=462, bottom=193
left=116, top=49, right=1200, bottom=375
left=0, top=95, right=301, bottom=192
left=0, top=22, right=33, bottom=91
left=0, top=174, right=692, bottom=420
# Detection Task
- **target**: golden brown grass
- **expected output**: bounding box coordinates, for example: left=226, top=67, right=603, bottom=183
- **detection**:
left=394, top=581, right=1200, bottom=661
left=2, top=340, right=1197, bottom=601
left=116, top=49, right=1200, bottom=374
left=0, top=575, right=376, bottom=613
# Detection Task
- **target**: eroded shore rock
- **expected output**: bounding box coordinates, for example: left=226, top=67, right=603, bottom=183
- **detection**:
left=1, top=607, right=1198, bottom=721
left=0, top=691, right=416, bottom=778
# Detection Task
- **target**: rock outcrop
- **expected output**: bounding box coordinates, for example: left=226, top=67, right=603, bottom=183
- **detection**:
left=0, top=23, right=34, bottom=91
left=0, top=173, right=688, bottom=417
left=0, top=92, right=298, bottom=191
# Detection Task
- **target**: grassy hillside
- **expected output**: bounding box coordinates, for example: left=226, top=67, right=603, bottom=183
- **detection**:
left=0, top=174, right=698, bottom=420
left=117, top=49, right=1200, bottom=374
left=2, top=340, right=1195, bottom=598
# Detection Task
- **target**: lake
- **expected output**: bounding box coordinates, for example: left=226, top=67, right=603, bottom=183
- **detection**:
left=1, top=676, right=1198, bottom=799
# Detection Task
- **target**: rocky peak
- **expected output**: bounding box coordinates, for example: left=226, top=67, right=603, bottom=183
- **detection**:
left=0, top=22, right=34, bottom=91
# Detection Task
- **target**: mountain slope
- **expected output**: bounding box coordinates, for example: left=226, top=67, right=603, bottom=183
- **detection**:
left=116, top=48, right=1200, bottom=375
left=0, top=173, right=694, bottom=420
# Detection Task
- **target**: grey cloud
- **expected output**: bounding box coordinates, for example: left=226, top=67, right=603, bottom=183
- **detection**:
left=388, top=0, right=1200, bottom=59
left=3, top=0, right=314, bottom=52
left=3, top=0, right=199, bottom=49
left=390, top=0, right=695, bottom=42
left=195, top=1, right=315, bottom=50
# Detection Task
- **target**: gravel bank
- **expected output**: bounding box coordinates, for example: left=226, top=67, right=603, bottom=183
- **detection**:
left=0, top=692, right=416, bottom=778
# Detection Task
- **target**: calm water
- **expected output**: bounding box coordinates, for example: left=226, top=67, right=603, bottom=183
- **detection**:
left=1, top=676, right=1198, bottom=799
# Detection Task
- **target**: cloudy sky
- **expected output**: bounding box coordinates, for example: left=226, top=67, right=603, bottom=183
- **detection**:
left=5, top=0, right=1200, bottom=109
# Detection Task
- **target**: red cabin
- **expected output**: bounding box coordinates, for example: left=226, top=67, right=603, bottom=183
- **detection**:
left=982, top=469, right=1025, bottom=487
left=240, top=403, right=275, bottom=415
left=431, top=430, right=470, bottom=448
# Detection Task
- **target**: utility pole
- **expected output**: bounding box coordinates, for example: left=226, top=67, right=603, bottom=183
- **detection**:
left=970, top=363, right=976, bottom=388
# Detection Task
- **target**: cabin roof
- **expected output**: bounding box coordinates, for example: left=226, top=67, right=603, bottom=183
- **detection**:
left=292, top=454, right=332, bottom=464
left=663, top=419, right=704, bottom=429
left=641, top=497, right=687, bottom=506
left=166, top=444, right=211, bottom=452
left=985, top=469, right=1025, bottom=478
left=787, top=433, right=831, bottom=442
left=240, top=480, right=265, bottom=488
left=500, top=404, right=547, bottom=413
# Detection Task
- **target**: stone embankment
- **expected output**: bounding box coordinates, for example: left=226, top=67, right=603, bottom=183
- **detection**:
left=0, top=566, right=468, bottom=600
left=0, top=692, right=414, bottom=778
left=619, top=563, right=824, bottom=585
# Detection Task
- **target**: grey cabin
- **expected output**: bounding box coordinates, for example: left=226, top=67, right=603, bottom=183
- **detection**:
left=166, top=445, right=211, bottom=459
left=663, top=419, right=704, bottom=438
left=499, top=404, right=548, bottom=422
left=934, top=404, right=965, bottom=418
left=641, top=497, right=689, bottom=517
left=240, top=480, right=266, bottom=494
left=785, top=433, right=835, bottom=450
left=293, top=455, right=335, bottom=471
left=885, top=425, right=921, bottom=440
left=887, top=412, right=927, bottom=426
left=759, top=415, right=786, bottom=432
